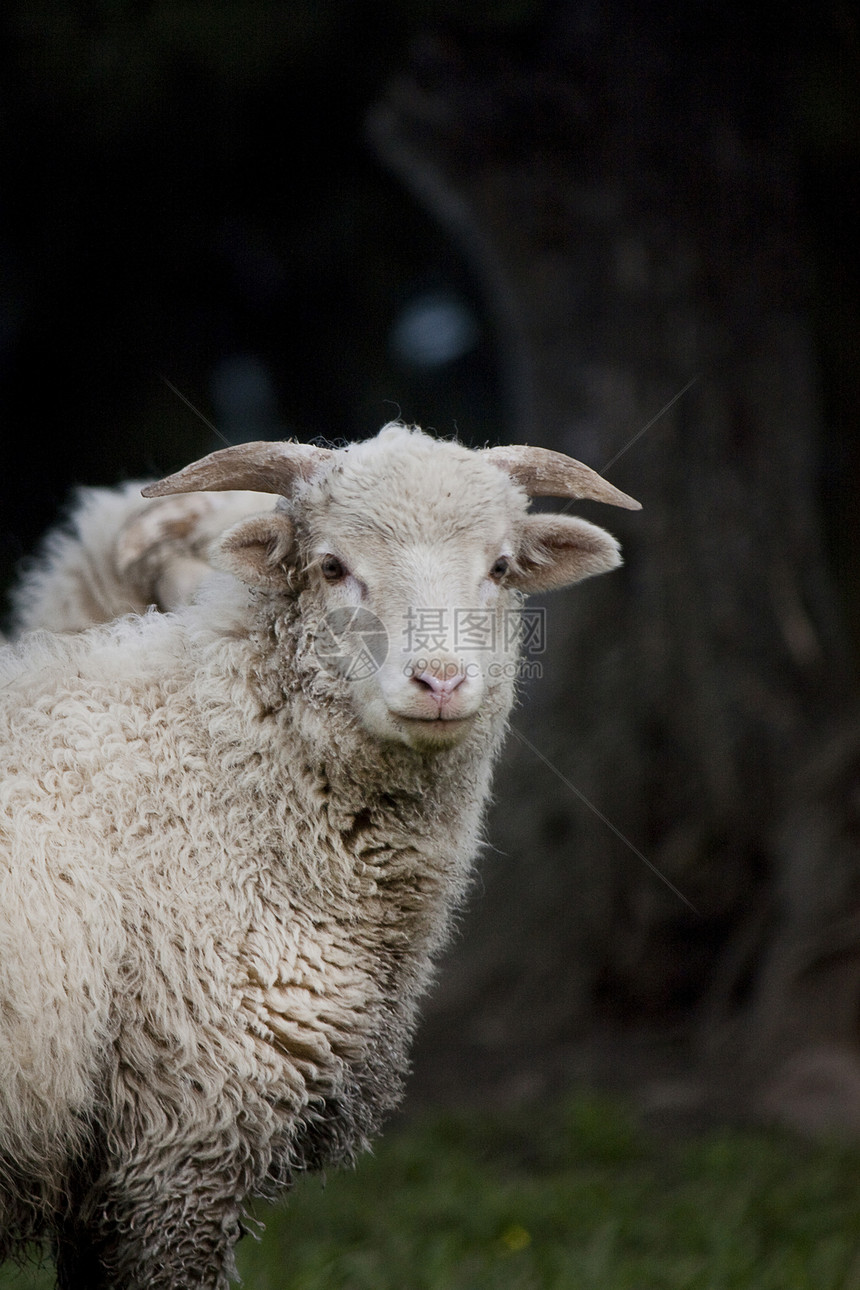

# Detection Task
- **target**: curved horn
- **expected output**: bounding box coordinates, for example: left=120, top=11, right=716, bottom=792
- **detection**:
left=141, top=441, right=334, bottom=499
left=482, top=445, right=641, bottom=510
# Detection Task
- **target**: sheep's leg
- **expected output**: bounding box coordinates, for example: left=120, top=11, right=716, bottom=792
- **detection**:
left=55, top=1187, right=246, bottom=1290
left=52, top=1205, right=244, bottom=1290
left=53, top=1126, right=260, bottom=1290
left=48, top=1145, right=249, bottom=1289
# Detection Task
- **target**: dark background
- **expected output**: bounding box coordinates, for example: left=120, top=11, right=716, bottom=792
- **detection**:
left=0, top=0, right=510, bottom=608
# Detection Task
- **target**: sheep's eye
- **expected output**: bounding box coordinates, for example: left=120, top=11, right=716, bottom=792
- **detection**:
left=320, top=555, right=347, bottom=582
left=489, top=556, right=510, bottom=581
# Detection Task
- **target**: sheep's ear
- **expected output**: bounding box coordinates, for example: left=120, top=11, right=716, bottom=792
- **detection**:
left=213, top=512, right=296, bottom=591
left=510, top=514, right=622, bottom=593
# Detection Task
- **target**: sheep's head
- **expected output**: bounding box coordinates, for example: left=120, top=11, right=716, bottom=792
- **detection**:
left=143, top=424, right=639, bottom=752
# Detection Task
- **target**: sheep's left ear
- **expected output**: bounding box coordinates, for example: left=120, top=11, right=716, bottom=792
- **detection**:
left=510, top=514, right=622, bottom=593
left=213, top=512, right=296, bottom=591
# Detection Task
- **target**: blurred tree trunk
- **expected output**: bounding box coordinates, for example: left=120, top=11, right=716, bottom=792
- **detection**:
left=369, top=7, right=860, bottom=1124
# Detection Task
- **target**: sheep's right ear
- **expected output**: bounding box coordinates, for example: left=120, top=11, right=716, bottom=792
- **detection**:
left=213, top=512, right=296, bottom=591
left=510, top=514, right=622, bottom=593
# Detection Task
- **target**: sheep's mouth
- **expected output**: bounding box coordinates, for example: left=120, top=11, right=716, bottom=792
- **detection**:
left=406, top=715, right=472, bottom=726
left=394, top=712, right=477, bottom=728
left=390, top=711, right=477, bottom=747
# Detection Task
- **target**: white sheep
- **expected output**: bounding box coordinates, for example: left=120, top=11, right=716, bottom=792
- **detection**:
left=9, top=481, right=277, bottom=635
left=0, top=423, right=638, bottom=1288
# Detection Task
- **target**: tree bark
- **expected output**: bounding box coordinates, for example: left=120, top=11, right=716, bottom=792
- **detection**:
left=369, top=10, right=860, bottom=1123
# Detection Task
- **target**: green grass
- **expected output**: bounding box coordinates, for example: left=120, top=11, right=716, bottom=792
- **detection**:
left=2, top=1095, right=860, bottom=1288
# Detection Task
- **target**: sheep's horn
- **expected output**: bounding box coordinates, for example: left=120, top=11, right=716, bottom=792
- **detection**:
left=142, top=442, right=333, bottom=499
left=482, top=445, right=641, bottom=510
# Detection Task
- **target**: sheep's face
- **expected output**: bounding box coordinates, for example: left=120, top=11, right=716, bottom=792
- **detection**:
left=215, top=427, right=624, bottom=753
left=297, top=443, right=522, bottom=751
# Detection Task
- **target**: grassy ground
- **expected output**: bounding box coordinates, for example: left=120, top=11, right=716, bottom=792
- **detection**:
left=2, top=1095, right=859, bottom=1289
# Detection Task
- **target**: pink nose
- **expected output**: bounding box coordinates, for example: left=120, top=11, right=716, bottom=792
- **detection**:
left=413, top=669, right=467, bottom=704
